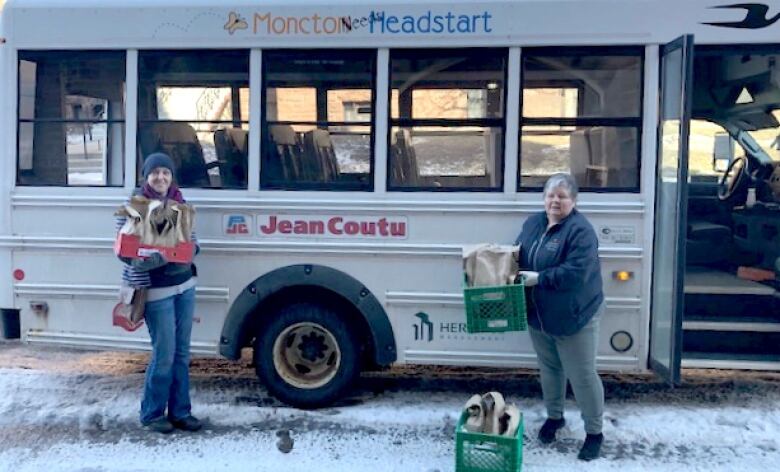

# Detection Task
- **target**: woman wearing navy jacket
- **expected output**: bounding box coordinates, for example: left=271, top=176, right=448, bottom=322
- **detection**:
left=514, top=173, right=605, bottom=461
left=116, top=153, right=201, bottom=434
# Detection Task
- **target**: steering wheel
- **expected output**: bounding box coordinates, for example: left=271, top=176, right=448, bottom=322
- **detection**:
left=718, top=155, right=748, bottom=201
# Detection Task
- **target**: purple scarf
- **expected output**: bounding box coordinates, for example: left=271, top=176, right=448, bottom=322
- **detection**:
left=141, top=183, right=185, bottom=203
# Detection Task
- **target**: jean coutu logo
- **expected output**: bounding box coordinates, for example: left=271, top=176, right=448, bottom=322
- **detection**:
left=225, top=215, right=251, bottom=235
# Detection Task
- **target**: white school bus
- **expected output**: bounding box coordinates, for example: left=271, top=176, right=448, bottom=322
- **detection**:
left=1, top=0, right=779, bottom=406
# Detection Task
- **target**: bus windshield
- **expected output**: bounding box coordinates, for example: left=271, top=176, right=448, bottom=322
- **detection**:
left=746, top=110, right=780, bottom=163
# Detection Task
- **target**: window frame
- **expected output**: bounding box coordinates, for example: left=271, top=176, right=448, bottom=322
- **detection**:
left=136, top=49, right=250, bottom=189
left=16, top=50, right=127, bottom=188
left=260, top=49, right=377, bottom=191
left=518, top=46, right=645, bottom=193
left=386, top=47, right=510, bottom=193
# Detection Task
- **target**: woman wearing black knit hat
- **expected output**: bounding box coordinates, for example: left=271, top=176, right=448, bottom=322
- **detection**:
left=116, top=152, right=202, bottom=434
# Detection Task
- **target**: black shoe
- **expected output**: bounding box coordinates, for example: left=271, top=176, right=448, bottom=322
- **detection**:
left=170, top=415, right=202, bottom=432
left=537, top=417, right=565, bottom=444
left=142, top=417, right=174, bottom=434
left=578, top=433, right=604, bottom=461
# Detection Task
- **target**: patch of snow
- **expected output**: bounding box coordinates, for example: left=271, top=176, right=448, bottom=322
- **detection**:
left=0, top=345, right=779, bottom=471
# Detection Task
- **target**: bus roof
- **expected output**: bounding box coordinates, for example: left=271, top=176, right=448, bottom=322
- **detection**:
left=3, top=0, right=589, bottom=6
left=3, top=0, right=779, bottom=48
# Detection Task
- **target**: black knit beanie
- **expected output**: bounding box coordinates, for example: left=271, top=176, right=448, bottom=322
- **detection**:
left=142, top=152, right=176, bottom=179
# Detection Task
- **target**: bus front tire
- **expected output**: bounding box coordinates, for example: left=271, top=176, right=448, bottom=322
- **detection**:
left=254, top=302, right=359, bottom=409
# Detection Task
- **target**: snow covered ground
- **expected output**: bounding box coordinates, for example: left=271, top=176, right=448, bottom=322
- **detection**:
left=0, top=341, right=779, bottom=472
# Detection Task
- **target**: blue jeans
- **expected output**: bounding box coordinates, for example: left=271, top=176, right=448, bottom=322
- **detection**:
left=140, top=287, right=195, bottom=424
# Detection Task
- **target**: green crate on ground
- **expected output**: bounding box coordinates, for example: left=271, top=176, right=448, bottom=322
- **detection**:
left=455, top=411, right=524, bottom=472
left=463, top=283, right=527, bottom=333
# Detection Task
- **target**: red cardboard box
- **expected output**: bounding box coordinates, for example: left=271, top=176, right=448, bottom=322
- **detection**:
left=114, top=233, right=194, bottom=263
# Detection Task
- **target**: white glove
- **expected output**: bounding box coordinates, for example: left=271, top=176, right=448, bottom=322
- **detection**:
left=519, top=271, right=539, bottom=287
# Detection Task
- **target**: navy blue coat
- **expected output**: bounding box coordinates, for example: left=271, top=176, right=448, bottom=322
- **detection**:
left=514, top=208, right=604, bottom=336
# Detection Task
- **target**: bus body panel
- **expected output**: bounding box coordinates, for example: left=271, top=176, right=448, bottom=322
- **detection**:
left=9, top=192, right=648, bottom=370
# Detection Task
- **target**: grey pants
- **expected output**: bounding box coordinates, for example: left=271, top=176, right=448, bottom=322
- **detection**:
left=528, top=313, right=604, bottom=434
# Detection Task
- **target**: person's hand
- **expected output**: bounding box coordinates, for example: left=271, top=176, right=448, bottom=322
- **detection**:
left=130, top=252, right=167, bottom=271
left=519, top=271, right=539, bottom=287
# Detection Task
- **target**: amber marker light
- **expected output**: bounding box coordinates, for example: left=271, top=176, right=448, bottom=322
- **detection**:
left=613, top=271, right=633, bottom=282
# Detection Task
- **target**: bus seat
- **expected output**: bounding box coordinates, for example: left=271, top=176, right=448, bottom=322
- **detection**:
left=390, top=129, right=420, bottom=186
left=586, top=127, right=637, bottom=188
left=268, top=124, right=302, bottom=181
left=142, top=122, right=210, bottom=187
left=689, top=221, right=731, bottom=240
left=687, top=220, right=732, bottom=265
left=303, top=129, right=340, bottom=182
left=585, top=127, right=608, bottom=187
left=569, top=129, right=590, bottom=186
left=608, top=127, right=638, bottom=187
left=214, top=128, right=248, bottom=188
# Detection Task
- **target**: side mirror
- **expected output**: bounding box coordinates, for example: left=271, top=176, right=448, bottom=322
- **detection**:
left=712, top=132, right=734, bottom=172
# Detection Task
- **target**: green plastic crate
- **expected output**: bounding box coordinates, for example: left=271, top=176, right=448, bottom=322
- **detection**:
left=463, top=283, right=527, bottom=333
left=455, top=411, right=524, bottom=472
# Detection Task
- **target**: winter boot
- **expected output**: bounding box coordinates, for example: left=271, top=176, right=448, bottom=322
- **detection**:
left=537, top=417, right=565, bottom=444
left=170, top=415, right=202, bottom=432
left=577, top=433, right=604, bottom=461
left=142, top=417, right=174, bottom=434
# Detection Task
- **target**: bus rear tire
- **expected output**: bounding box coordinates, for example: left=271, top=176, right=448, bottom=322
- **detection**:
left=254, top=302, right=360, bottom=408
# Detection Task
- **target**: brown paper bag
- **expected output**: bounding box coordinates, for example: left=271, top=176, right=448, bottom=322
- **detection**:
left=463, top=244, right=520, bottom=287
left=129, top=288, right=148, bottom=323
left=113, top=286, right=148, bottom=331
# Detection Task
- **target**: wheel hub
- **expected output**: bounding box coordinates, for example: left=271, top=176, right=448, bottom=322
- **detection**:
left=272, top=322, right=342, bottom=389
left=298, top=332, right=328, bottom=362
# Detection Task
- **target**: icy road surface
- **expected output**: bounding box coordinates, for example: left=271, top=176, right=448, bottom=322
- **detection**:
left=0, top=341, right=778, bottom=471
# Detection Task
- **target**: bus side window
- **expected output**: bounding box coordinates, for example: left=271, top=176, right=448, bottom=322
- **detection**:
left=17, top=51, right=126, bottom=187
left=520, top=48, right=643, bottom=192
left=388, top=48, right=507, bottom=191
left=137, top=50, right=250, bottom=189
left=261, top=50, right=375, bottom=191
